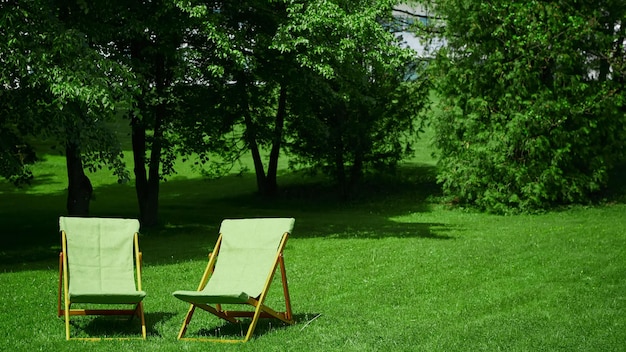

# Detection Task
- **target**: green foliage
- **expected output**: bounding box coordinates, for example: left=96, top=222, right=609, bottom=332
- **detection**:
left=174, top=1, right=295, bottom=195
left=274, top=0, right=431, bottom=194
left=0, top=0, right=133, bottom=184
left=0, top=129, right=35, bottom=185
left=430, top=0, right=626, bottom=213
left=2, top=0, right=433, bottom=207
left=174, top=0, right=433, bottom=197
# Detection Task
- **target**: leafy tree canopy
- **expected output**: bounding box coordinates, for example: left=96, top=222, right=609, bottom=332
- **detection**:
left=1, top=0, right=131, bottom=185
left=274, top=0, right=431, bottom=195
left=430, top=0, right=626, bottom=213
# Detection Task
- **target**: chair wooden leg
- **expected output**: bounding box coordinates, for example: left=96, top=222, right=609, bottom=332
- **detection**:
left=138, top=302, right=147, bottom=339
left=178, top=305, right=197, bottom=339
left=64, top=302, right=71, bottom=340
left=58, top=253, right=63, bottom=317
left=244, top=302, right=265, bottom=342
left=279, top=255, right=293, bottom=322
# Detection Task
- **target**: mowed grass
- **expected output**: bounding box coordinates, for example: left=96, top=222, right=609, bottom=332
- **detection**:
left=1, top=140, right=625, bottom=351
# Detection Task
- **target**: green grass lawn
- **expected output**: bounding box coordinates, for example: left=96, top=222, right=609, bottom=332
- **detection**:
left=1, top=141, right=625, bottom=351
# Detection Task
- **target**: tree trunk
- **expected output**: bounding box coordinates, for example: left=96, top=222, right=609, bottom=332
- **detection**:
left=129, top=40, right=167, bottom=227
left=334, top=136, right=348, bottom=200
left=350, top=152, right=364, bottom=187
left=65, top=142, right=93, bottom=216
left=244, top=110, right=268, bottom=196
left=265, top=84, right=287, bottom=196
left=131, top=115, right=148, bottom=223
left=131, top=107, right=163, bottom=228
left=330, top=106, right=349, bottom=199
left=145, top=99, right=165, bottom=226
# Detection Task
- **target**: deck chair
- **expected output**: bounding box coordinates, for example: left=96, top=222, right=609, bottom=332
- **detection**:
left=58, top=217, right=147, bottom=340
left=173, top=218, right=295, bottom=343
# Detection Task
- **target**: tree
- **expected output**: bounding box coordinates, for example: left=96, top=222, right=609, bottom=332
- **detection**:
left=126, top=2, right=185, bottom=226
left=184, top=0, right=430, bottom=198
left=274, top=0, right=430, bottom=197
left=1, top=0, right=130, bottom=215
left=61, top=0, right=207, bottom=226
left=429, top=0, right=626, bottom=212
left=178, top=0, right=294, bottom=197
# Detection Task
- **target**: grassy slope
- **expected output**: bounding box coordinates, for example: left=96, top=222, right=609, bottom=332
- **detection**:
left=0, top=130, right=625, bottom=351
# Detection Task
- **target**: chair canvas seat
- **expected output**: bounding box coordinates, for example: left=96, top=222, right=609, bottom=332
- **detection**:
left=69, top=291, right=146, bottom=304
left=173, top=218, right=295, bottom=343
left=173, top=290, right=250, bottom=305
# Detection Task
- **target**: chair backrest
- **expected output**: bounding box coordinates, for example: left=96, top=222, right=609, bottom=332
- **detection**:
left=205, top=218, right=295, bottom=298
left=59, top=217, right=140, bottom=295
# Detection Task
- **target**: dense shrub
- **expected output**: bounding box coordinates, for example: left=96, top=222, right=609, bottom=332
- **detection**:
left=430, top=0, right=626, bottom=212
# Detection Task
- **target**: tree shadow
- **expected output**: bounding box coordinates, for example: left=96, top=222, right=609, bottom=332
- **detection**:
left=145, top=311, right=177, bottom=337
left=0, top=173, right=64, bottom=194
left=190, top=312, right=318, bottom=341
left=215, top=163, right=441, bottom=215
left=296, top=221, right=455, bottom=240
left=70, top=311, right=176, bottom=339
left=0, top=163, right=454, bottom=269
left=146, top=164, right=455, bottom=241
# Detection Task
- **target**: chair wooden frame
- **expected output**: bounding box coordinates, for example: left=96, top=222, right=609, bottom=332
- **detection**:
left=58, top=230, right=147, bottom=341
left=177, top=231, right=294, bottom=343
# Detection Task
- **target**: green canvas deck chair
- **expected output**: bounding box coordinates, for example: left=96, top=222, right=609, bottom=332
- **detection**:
left=57, top=217, right=146, bottom=340
left=173, top=218, right=295, bottom=343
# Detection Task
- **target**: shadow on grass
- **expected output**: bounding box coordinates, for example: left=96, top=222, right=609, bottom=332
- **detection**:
left=0, top=188, right=65, bottom=269
left=145, top=311, right=178, bottom=337
left=69, top=311, right=176, bottom=339
left=1, top=164, right=451, bottom=269
left=0, top=173, right=64, bottom=194
left=190, top=312, right=317, bottom=341
left=296, top=221, right=454, bottom=240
